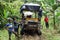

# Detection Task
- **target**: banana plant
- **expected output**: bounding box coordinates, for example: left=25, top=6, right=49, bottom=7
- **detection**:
left=37, top=0, right=60, bottom=29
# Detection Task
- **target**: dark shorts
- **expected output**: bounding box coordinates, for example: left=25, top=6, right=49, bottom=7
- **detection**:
left=14, top=28, right=18, bottom=32
left=8, top=31, right=12, bottom=37
left=45, top=22, right=49, bottom=28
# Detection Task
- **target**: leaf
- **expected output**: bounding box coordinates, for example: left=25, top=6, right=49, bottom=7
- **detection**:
left=52, top=4, right=58, bottom=11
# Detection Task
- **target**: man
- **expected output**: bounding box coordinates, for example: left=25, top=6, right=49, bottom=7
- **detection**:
left=6, top=18, right=14, bottom=40
left=12, top=17, right=19, bottom=40
left=38, top=9, right=42, bottom=22
left=44, top=15, right=49, bottom=28
left=13, top=18, right=18, bottom=34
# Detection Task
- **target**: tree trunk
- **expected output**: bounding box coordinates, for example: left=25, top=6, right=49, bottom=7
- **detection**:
left=53, top=11, right=56, bottom=29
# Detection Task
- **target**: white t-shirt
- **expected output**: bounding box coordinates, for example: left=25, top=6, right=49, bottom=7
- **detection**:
left=23, top=11, right=33, bottom=17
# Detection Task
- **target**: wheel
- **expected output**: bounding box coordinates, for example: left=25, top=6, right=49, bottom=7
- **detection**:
left=20, top=25, right=26, bottom=35
left=20, top=28, right=25, bottom=35
left=36, top=30, right=42, bottom=35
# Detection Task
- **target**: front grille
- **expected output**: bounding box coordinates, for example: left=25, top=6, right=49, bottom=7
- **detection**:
left=28, top=22, right=38, bottom=25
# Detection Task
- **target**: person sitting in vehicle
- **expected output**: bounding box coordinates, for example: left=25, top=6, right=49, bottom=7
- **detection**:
left=23, top=11, right=33, bottom=18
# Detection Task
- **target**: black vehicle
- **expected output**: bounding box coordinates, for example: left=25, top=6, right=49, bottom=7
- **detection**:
left=20, top=3, right=42, bottom=35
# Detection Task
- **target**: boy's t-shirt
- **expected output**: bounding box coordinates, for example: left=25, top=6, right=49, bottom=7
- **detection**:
left=44, top=17, right=48, bottom=22
left=6, top=23, right=14, bottom=31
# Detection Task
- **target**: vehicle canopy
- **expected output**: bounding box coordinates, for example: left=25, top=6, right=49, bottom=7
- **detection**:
left=20, top=3, right=42, bottom=19
left=20, top=3, right=40, bottom=12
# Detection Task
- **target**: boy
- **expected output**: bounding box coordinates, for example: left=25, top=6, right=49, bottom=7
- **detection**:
left=6, top=18, right=14, bottom=40
left=44, top=15, right=49, bottom=28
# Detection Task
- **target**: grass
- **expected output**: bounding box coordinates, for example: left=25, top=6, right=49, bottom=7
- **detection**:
left=0, top=29, right=15, bottom=40
left=0, top=27, right=60, bottom=40
left=42, top=27, right=60, bottom=40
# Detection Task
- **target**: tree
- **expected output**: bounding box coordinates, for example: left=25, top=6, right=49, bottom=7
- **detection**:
left=36, top=0, right=60, bottom=29
left=3, top=0, right=17, bottom=3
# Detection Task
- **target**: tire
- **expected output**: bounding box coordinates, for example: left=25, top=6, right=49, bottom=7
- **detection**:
left=36, top=30, right=42, bottom=35
left=20, top=29, right=24, bottom=35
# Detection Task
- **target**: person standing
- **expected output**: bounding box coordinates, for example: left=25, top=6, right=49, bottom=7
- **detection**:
left=6, top=18, right=14, bottom=40
left=13, top=18, right=18, bottom=34
left=44, top=15, right=49, bottom=28
left=13, top=17, right=20, bottom=40
left=38, top=9, right=42, bottom=22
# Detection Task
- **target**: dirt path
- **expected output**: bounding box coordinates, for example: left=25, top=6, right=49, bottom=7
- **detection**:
left=20, top=35, right=41, bottom=40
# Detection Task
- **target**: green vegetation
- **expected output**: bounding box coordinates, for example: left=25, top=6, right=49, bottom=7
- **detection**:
left=0, top=0, right=60, bottom=40
left=0, top=28, right=60, bottom=40
left=0, top=30, right=15, bottom=40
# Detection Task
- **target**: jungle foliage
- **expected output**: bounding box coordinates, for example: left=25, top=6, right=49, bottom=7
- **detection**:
left=0, top=0, right=60, bottom=30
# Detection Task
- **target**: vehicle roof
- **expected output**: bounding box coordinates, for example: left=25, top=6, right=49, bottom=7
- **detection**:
left=23, top=3, right=40, bottom=6
left=21, top=3, right=40, bottom=12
